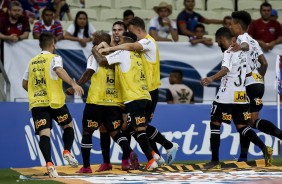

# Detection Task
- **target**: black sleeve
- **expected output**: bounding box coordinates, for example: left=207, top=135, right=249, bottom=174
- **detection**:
left=166, top=89, right=173, bottom=102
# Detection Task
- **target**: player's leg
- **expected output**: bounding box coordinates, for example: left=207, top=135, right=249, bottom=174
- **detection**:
left=32, top=107, right=58, bottom=178
left=126, top=100, right=158, bottom=169
left=76, top=104, right=103, bottom=173
left=235, top=104, right=273, bottom=167
left=52, top=104, right=78, bottom=168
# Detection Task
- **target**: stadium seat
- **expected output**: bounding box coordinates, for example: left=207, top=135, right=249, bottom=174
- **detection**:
left=60, top=21, right=74, bottom=31
left=237, top=0, right=261, bottom=14
left=175, top=0, right=205, bottom=11
left=197, top=10, right=221, bottom=19
left=70, top=8, right=98, bottom=21
left=91, top=21, right=113, bottom=33
left=178, top=35, right=189, bottom=42
left=205, top=24, right=221, bottom=35
left=67, top=0, right=81, bottom=8
left=145, top=0, right=175, bottom=10
left=251, top=12, right=261, bottom=20
left=134, top=10, right=157, bottom=23
left=207, top=0, right=234, bottom=12
left=170, top=10, right=179, bottom=21
left=115, top=0, right=144, bottom=10
left=268, top=1, right=282, bottom=10
left=100, top=9, right=124, bottom=23
left=84, top=0, right=112, bottom=9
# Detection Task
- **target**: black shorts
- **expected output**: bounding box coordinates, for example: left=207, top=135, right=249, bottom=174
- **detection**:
left=125, top=99, right=149, bottom=128
left=31, top=104, right=73, bottom=135
left=246, top=83, right=264, bottom=112
left=82, top=104, right=122, bottom=134
left=210, top=101, right=251, bottom=125
left=146, top=89, right=158, bottom=122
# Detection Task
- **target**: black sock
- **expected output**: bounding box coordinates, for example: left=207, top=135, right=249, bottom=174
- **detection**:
left=135, top=130, right=153, bottom=161
left=63, top=127, right=74, bottom=151
left=122, top=127, right=135, bottom=144
left=100, top=132, right=111, bottom=164
left=210, top=123, right=220, bottom=162
left=238, top=126, right=265, bottom=150
left=39, top=135, right=52, bottom=163
left=255, top=119, right=282, bottom=140
left=239, top=133, right=250, bottom=161
left=81, top=135, right=92, bottom=168
left=146, top=125, right=173, bottom=150
left=113, top=132, right=132, bottom=159
left=150, top=140, right=160, bottom=155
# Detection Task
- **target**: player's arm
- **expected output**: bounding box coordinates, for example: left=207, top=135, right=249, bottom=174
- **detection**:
left=166, top=89, right=173, bottom=104
left=98, top=42, right=143, bottom=54
left=257, top=54, right=268, bottom=77
left=22, top=79, right=28, bottom=91
left=201, top=66, right=228, bottom=86
left=92, top=46, right=109, bottom=66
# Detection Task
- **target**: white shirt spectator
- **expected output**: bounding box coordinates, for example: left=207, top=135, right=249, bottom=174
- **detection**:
left=66, top=23, right=96, bottom=39
left=149, top=17, right=177, bottom=39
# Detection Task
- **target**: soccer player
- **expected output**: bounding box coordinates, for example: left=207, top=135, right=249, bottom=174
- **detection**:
left=229, top=10, right=282, bottom=162
left=96, top=21, right=128, bottom=172
left=93, top=31, right=159, bottom=169
left=200, top=27, right=273, bottom=169
left=97, top=16, right=179, bottom=166
left=66, top=31, right=139, bottom=173
left=22, top=32, right=84, bottom=178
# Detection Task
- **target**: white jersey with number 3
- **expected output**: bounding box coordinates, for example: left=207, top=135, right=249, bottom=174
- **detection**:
left=237, top=33, right=264, bottom=86
left=215, top=48, right=250, bottom=104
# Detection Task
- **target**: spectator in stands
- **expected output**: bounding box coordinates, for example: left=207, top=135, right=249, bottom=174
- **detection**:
left=123, top=9, right=134, bottom=27
left=80, top=0, right=85, bottom=8
left=166, top=69, right=194, bottom=104
left=223, top=16, right=232, bottom=28
left=189, top=24, right=213, bottom=46
left=149, top=1, right=178, bottom=42
left=0, top=0, right=9, bottom=16
left=47, top=0, right=72, bottom=21
left=270, top=9, right=278, bottom=21
left=20, top=0, right=39, bottom=23
left=0, top=1, right=30, bottom=42
left=64, top=11, right=95, bottom=47
left=248, top=2, right=282, bottom=52
left=33, top=7, right=63, bottom=41
left=177, top=0, right=223, bottom=37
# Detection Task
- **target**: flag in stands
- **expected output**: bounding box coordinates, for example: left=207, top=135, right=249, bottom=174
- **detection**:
left=276, top=55, right=282, bottom=95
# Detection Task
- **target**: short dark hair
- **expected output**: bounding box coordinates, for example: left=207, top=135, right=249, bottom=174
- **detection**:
left=42, top=7, right=55, bottom=15
left=215, top=27, right=233, bottom=39
left=123, top=31, right=137, bottom=42
left=128, top=16, right=145, bottom=30
left=123, top=9, right=134, bottom=18
left=194, top=24, right=205, bottom=32
left=39, top=32, right=54, bottom=49
left=9, top=0, right=21, bottom=10
left=231, top=11, right=252, bottom=30
left=170, top=69, right=183, bottom=79
left=93, top=31, right=111, bottom=46
left=260, top=2, right=272, bottom=11
left=112, top=21, right=127, bottom=31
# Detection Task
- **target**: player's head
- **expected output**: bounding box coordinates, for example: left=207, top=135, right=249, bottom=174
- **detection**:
left=39, top=32, right=56, bottom=52
left=127, top=16, right=146, bottom=40
left=230, top=11, right=252, bottom=34
left=123, top=9, right=134, bottom=26
left=169, top=69, right=183, bottom=84
left=92, top=31, right=111, bottom=46
left=215, top=27, right=233, bottom=52
left=112, top=21, right=127, bottom=45
left=120, top=31, right=137, bottom=44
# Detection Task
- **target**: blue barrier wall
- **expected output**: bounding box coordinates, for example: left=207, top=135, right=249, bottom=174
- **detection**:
left=0, top=102, right=280, bottom=168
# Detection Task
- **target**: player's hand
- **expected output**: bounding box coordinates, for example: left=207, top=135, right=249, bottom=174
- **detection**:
left=98, top=47, right=110, bottom=55
left=72, top=83, right=84, bottom=96
left=200, top=77, right=212, bottom=86
left=230, top=42, right=240, bottom=52
left=65, top=87, right=74, bottom=95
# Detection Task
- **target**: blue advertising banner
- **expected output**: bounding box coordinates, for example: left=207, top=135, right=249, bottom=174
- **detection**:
left=0, top=102, right=280, bottom=169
